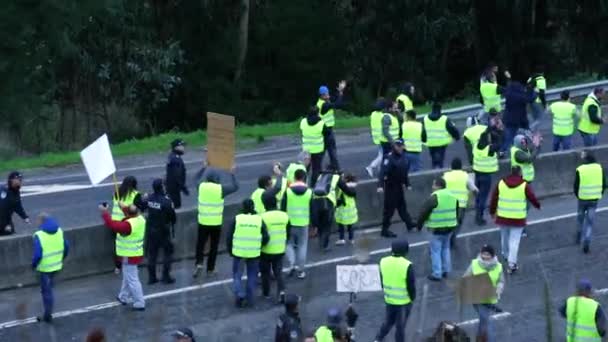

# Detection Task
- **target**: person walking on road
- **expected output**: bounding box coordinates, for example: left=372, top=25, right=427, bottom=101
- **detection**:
left=373, top=240, right=416, bottom=342
left=549, top=90, right=577, bottom=151
left=402, top=110, right=423, bottom=172
left=317, top=81, right=347, bottom=171
left=462, top=244, right=504, bottom=342
left=479, top=72, right=504, bottom=115
left=443, top=158, right=478, bottom=248
left=143, top=179, right=176, bottom=285
left=379, top=99, right=401, bottom=158
left=226, top=199, right=269, bottom=308
left=282, top=169, right=312, bottom=279
left=193, top=164, right=239, bottom=278
left=510, top=134, right=538, bottom=185
left=0, top=171, right=30, bottom=236
left=111, top=176, right=143, bottom=274
left=422, top=102, right=460, bottom=169
left=578, top=87, right=605, bottom=147
left=417, top=177, right=459, bottom=281
left=501, top=78, right=536, bottom=154
left=574, top=150, right=606, bottom=254
left=275, top=294, right=303, bottom=342
left=100, top=203, right=146, bottom=311
left=397, top=82, right=415, bottom=114
left=489, top=166, right=540, bottom=274
left=366, top=98, right=389, bottom=178
left=286, top=151, right=310, bottom=185
left=165, top=139, right=189, bottom=209
left=300, top=105, right=330, bottom=187
left=260, top=193, right=289, bottom=302
left=463, top=114, right=488, bottom=166
left=335, top=173, right=358, bottom=245
left=473, top=128, right=500, bottom=226
left=559, top=279, right=606, bottom=342
left=33, top=213, right=69, bottom=323
left=527, top=66, right=548, bottom=132
left=377, top=139, right=416, bottom=238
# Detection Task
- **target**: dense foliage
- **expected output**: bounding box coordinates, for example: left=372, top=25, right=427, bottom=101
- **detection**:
left=1, top=0, right=607, bottom=155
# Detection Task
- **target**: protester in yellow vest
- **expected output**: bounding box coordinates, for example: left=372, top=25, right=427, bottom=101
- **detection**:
left=301, top=105, right=330, bottom=187
left=111, top=176, right=142, bottom=220
left=402, top=110, right=423, bottom=172
left=33, top=213, right=69, bottom=323
left=473, top=129, right=500, bottom=227
left=397, top=83, right=415, bottom=113
left=335, top=173, right=358, bottom=245
left=251, top=166, right=284, bottom=214
left=489, top=167, right=540, bottom=274
left=422, top=103, right=460, bottom=169
left=366, top=98, right=389, bottom=178
left=282, top=169, right=312, bottom=279
left=549, top=90, right=577, bottom=151
left=462, top=244, right=505, bottom=342
left=574, top=150, right=606, bottom=254
left=315, top=308, right=352, bottom=342
left=443, top=158, right=478, bottom=248
left=259, top=193, right=289, bottom=302
left=286, top=151, right=310, bottom=185
left=226, top=199, right=269, bottom=308
left=510, top=134, right=538, bottom=183
left=463, top=114, right=488, bottom=166
left=101, top=203, right=146, bottom=311
left=578, top=88, right=605, bottom=147
left=374, top=240, right=416, bottom=342
left=527, top=68, right=547, bottom=132
left=559, top=279, right=606, bottom=342
left=417, top=178, right=459, bottom=281
left=317, top=81, right=347, bottom=172
left=479, top=72, right=503, bottom=114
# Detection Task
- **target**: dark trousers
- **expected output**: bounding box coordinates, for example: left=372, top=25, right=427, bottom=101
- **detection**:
left=382, top=187, right=415, bottom=231
left=475, top=172, right=493, bottom=218
left=375, top=303, right=412, bottom=342
left=310, top=153, right=324, bottom=187
left=146, top=229, right=174, bottom=281
left=312, top=198, right=335, bottom=249
left=40, top=272, right=56, bottom=318
left=381, top=142, right=392, bottom=158
left=325, top=128, right=340, bottom=171
left=260, top=253, right=285, bottom=297
left=195, top=225, right=222, bottom=271
left=428, top=146, right=447, bottom=169
left=501, top=125, right=518, bottom=153
left=338, top=224, right=354, bottom=240
left=167, top=188, right=182, bottom=209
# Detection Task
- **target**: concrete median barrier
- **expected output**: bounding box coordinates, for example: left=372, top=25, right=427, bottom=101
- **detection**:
left=0, top=144, right=605, bottom=290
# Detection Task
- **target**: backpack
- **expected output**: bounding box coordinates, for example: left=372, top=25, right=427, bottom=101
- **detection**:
left=314, top=173, right=335, bottom=197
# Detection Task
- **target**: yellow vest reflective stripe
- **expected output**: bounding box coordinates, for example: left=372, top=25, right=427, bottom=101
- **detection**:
left=496, top=180, right=527, bottom=219
left=510, top=146, right=535, bottom=182
left=380, top=255, right=412, bottom=305
left=317, top=98, right=335, bottom=127
left=379, top=114, right=399, bottom=143
left=443, top=170, right=469, bottom=208
left=566, top=296, right=601, bottom=342
left=286, top=163, right=306, bottom=184
left=314, top=326, right=333, bottom=342
left=471, top=259, right=502, bottom=304
left=473, top=144, right=498, bottom=173
left=197, top=182, right=224, bottom=226
left=480, top=82, right=501, bottom=112
left=464, top=125, right=487, bottom=147
left=424, top=115, right=452, bottom=147
left=232, top=214, right=263, bottom=258
left=261, top=210, right=289, bottom=254
left=370, top=111, right=384, bottom=145
left=577, top=163, right=603, bottom=200
left=112, top=191, right=139, bottom=220
left=300, top=118, right=325, bottom=154
left=251, top=188, right=266, bottom=214
left=35, top=229, right=65, bottom=272
left=272, top=177, right=288, bottom=203
left=116, top=215, right=146, bottom=257
left=335, top=189, right=358, bottom=225
left=402, top=121, right=423, bottom=152
left=286, top=187, right=312, bottom=227
left=550, top=101, right=576, bottom=136
left=528, top=76, right=547, bottom=104
left=397, top=94, right=414, bottom=111
left=314, top=174, right=340, bottom=206
left=428, top=189, right=458, bottom=228
left=579, top=96, right=602, bottom=134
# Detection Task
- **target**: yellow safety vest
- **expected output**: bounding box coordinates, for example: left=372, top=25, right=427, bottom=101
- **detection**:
left=471, top=259, right=502, bottom=304
left=577, top=163, right=603, bottom=200
left=272, top=177, right=288, bottom=203
left=473, top=145, right=498, bottom=174
left=528, top=75, right=547, bottom=104
left=300, top=118, right=325, bottom=154
left=314, top=174, right=340, bottom=206
left=34, top=229, right=65, bottom=273
left=402, top=121, right=423, bottom=152
left=232, top=214, right=263, bottom=259
left=463, top=124, right=487, bottom=148
left=251, top=188, right=266, bottom=214
left=380, top=255, right=412, bottom=305
left=566, top=296, right=601, bottom=342
left=424, top=115, right=452, bottom=147
left=443, top=170, right=469, bottom=208
left=427, top=189, right=458, bottom=229
left=260, top=210, right=288, bottom=255
left=479, top=82, right=501, bottom=113
left=112, top=190, right=139, bottom=220
left=314, top=326, right=333, bottom=342
left=317, top=98, right=335, bottom=127
left=496, top=180, right=527, bottom=220
left=198, top=182, right=224, bottom=226
left=510, top=146, right=535, bottom=182
left=379, top=114, right=399, bottom=143
left=550, top=101, right=576, bottom=136
left=397, top=93, right=414, bottom=112
left=116, top=215, right=146, bottom=257
left=335, top=189, right=358, bottom=225
left=579, top=95, right=602, bottom=134
left=286, top=163, right=306, bottom=185
left=286, top=187, right=312, bottom=227
left=370, top=110, right=384, bottom=145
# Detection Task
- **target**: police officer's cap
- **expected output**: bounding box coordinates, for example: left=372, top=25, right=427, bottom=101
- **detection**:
left=393, top=138, right=405, bottom=146
left=8, top=171, right=22, bottom=181
left=284, top=293, right=300, bottom=306
left=391, top=239, right=409, bottom=256
left=171, top=139, right=185, bottom=148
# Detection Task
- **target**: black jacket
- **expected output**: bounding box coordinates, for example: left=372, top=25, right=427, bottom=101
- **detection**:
left=318, top=94, right=346, bottom=116
left=165, top=151, right=187, bottom=193
left=275, top=312, right=304, bottom=342
left=0, top=185, right=28, bottom=227
left=378, top=151, right=410, bottom=187
left=226, top=216, right=270, bottom=257
left=143, top=192, right=176, bottom=232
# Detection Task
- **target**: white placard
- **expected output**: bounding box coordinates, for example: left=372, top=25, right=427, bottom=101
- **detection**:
left=80, top=134, right=116, bottom=185
left=336, top=264, right=382, bottom=293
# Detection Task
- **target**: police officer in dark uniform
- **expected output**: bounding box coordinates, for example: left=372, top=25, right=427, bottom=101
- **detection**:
left=275, top=294, right=303, bottom=342
left=0, top=171, right=30, bottom=236
left=144, top=178, right=177, bottom=284
left=377, top=139, right=416, bottom=238
left=165, top=139, right=189, bottom=209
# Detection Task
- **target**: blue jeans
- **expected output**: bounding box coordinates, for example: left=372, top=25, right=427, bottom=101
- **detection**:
left=529, top=102, right=544, bottom=132
left=552, top=135, right=572, bottom=151
left=577, top=201, right=597, bottom=246
left=40, top=272, right=56, bottom=318
left=580, top=131, right=598, bottom=147
left=475, top=172, right=493, bottom=217
left=375, top=303, right=412, bottom=342
left=405, top=152, right=422, bottom=172
left=429, top=233, right=452, bottom=278
left=474, top=304, right=495, bottom=341
left=232, top=257, right=259, bottom=304
left=501, top=126, right=518, bottom=153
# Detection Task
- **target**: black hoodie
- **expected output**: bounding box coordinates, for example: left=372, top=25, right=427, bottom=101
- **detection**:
left=0, top=178, right=27, bottom=228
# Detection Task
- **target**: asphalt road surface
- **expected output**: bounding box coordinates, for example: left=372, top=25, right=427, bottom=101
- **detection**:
left=1, top=195, right=607, bottom=341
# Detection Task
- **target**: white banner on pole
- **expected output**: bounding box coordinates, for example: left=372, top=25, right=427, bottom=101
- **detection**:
left=336, top=264, right=382, bottom=293
left=80, top=134, right=116, bottom=185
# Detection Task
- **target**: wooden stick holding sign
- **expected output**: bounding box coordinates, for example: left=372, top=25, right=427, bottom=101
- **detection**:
left=206, top=112, right=235, bottom=171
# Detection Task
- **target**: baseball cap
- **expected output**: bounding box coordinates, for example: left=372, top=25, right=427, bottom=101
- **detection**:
left=171, top=139, right=185, bottom=149
left=172, top=327, right=195, bottom=341
left=8, top=171, right=22, bottom=180
left=577, top=279, right=592, bottom=292
left=393, top=138, right=405, bottom=146
left=319, top=85, right=329, bottom=96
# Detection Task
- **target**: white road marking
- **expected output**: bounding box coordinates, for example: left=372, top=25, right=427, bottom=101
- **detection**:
left=1, top=206, right=608, bottom=330
left=21, top=182, right=116, bottom=198
left=457, top=312, right=512, bottom=326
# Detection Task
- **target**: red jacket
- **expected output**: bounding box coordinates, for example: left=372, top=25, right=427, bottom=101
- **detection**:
left=489, top=174, right=541, bottom=227
left=102, top=210, right=144, bottom=265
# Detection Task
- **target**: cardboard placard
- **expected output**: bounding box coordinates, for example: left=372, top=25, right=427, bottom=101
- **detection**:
left=206, top=112, right=235, bottom=170
left=457, top=273, right=496, bottom=304
left=336, top=264, right=382, bottom=293
left=80, top=134, right=116, bottom=185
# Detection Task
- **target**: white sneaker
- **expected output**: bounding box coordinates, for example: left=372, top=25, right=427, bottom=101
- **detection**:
left=365, top=166, right=374, bottom=178
left=297, top=271, right=306, bottom=279
left=335, top=239, right=346, bottom=246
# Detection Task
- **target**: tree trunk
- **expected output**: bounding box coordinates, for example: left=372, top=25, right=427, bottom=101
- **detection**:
left=233, top=0, right=250, bottom=83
